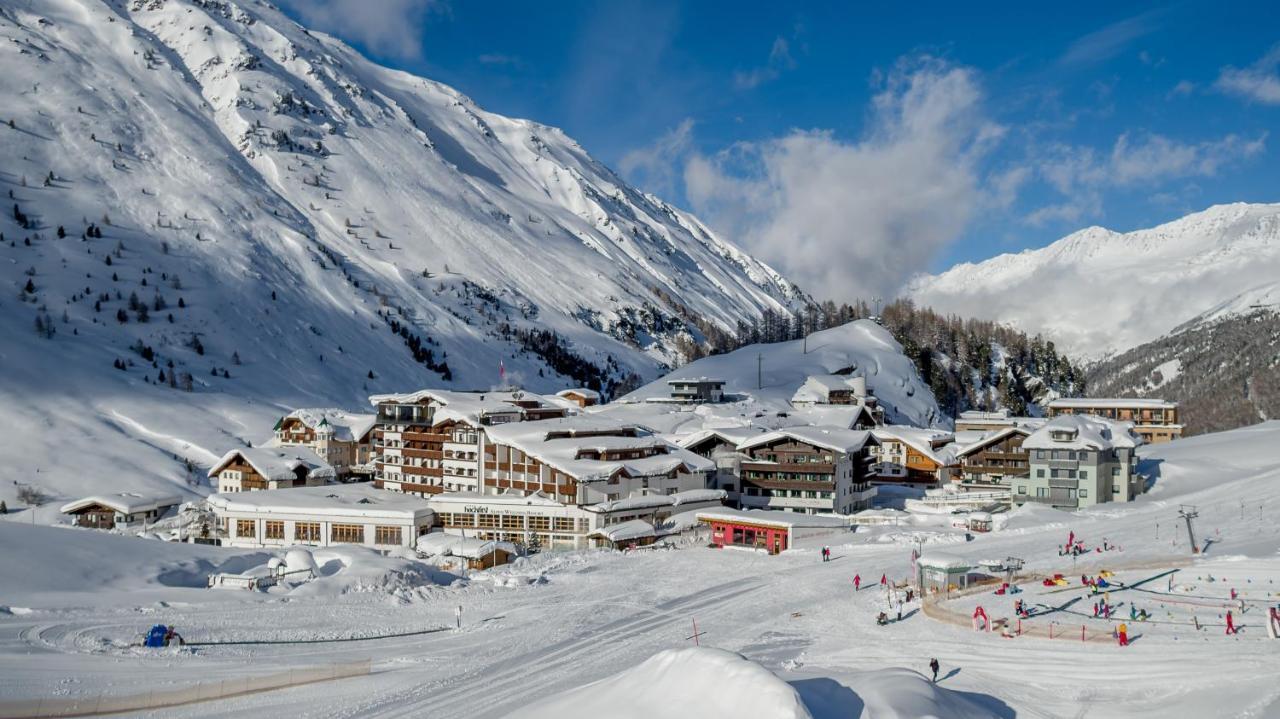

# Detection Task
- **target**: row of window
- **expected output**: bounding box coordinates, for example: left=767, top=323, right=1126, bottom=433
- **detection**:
left=235, top=520, right=403, bottom=544
left=436, top=512, right=586, bottom=533
left=743, top=488, right=834, bottom=499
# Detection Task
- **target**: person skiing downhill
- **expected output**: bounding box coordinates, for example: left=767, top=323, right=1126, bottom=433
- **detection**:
left=929, top=658, right=940, bottom=683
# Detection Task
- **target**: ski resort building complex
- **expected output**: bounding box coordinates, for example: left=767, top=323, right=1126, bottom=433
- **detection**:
left=1015, top=415, right=1145, bottom=509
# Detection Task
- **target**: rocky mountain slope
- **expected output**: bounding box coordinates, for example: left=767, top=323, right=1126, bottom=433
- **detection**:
left=908, top=203, right=1280, bottom=359
left=1088, top=309, right=1280, bottom=435
left=0, top=0, right=806, bottom=511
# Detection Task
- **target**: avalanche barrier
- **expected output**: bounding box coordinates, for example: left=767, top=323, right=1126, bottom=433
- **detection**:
left=0, top=659, right=372, bottom=718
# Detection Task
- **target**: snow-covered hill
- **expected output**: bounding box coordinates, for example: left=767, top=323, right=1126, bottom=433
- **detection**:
left=907, top=202, right=1280, bottom=358
left=599, top=320, right=943, bottom=435
left=0, top=0, right=803, bottom=510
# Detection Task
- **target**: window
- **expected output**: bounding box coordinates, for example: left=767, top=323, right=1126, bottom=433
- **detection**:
left=501, top=514, right=523, bottom=530
left=295, top=522, right=320, bottom=542
left=331, top=524, right=364, bottom=543
left=477, top=514, right=499, bottom=529
left=265, top=521, right=284, bottom=540
left=374, top=526, right=402, bottom=545
left=1035, top=469, right=1045, bottom=478
left=1079, top=470, right=1088, bottom=479
left=1112, top=467, right=1121, bottom=477
left=1112, top=485, right=1120, bottom=494
left=1036, top=487, right=1046, bottom=498
left=1079, top=489, right=1088, bottom=498
left=236, top=519, right=255, bottom=538
left=552, top=517, right=575, bottom=532
left=1068, top=489, right=1077, bottom=499
left=527, top=515, right=551, bottom=532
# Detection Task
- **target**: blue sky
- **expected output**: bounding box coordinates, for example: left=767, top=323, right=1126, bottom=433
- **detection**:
left=281, top=1, right=1280, bottom=298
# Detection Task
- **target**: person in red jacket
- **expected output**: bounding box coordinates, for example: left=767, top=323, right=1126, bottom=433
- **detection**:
left=1226, top=610, right=1237, bottom=635
left=854, top=574, right=862, bottom=591
left=880, top=573, right=888, bottom=587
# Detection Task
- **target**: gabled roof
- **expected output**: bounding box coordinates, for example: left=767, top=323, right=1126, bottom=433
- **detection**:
left=872, top=425, right=958, bottom=465
left=675, top=426, right=764, bottom=450
left=954, top=426, right=1032, bottom=458
left=416, top=532, right=518, bottom=559
left=207, top=446, right=336, bottom=480
left=280, top=408, right=376, bottom=442
left=61, top=493, right=183, bottom=516
left=738, top=426, right=876, bottom=454
left=588, top=519, right=656, bottom=542
left=557, top=388, right=600, bottom=400
left=790, top=374, right=871, bottom=404
left=1023, top=415, right=1144, bottom=451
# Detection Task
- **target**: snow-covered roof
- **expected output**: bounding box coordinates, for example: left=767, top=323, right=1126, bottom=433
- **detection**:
left=1047, top=397, right=1176, bottom=410
left=557, top=388, right=600, bottom=400
left=917, top=552, right=971, bottom=570
left=667, top=377, right=724, bottom=385
left=696, top=507, right=850, bottom=530
left=206, top=484, right=434, bottom=519
left=675, top=426, right=764, bottom=450
left=585, top=489, right=727, bottom=513
left=428, top=489, right=566, bottom=508
left=416, top=532, right=517, bottom=559
left=279, top=408, right=376, bottom=442
left=787, top=404, right=877, bottom=430
left=207, top=446, right=336, bottom=480
left=367, top=389, right=565, bottom=426
left=872, top=425, right=957, bottom=465
left=1023, top=415, right=1144, bottom=451
left=484, top=417, right=714, bottom=481
left=60, top=493, right=183, bottom=516
left=589, top=519, right=657, bottom=542
left=738, top=426, right=875, bottom=454
left=790, top=374, right=871, bottom=404
left=954, top=426, right=1032, bottom=458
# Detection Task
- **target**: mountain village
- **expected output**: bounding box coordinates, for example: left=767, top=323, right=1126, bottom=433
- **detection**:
left=4, top=0, right=1280, bottom=717
left=56, top=341, right=1182, bottom=565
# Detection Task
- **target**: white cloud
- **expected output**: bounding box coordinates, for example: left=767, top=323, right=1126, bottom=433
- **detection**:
left=734, top=37, right=797, bottom=90
left=1028, top=131, right=1266, bottom=225
left=280, top=0, right=442, bottom=61
left=1215, top=46, right=1280, bottom=105
left=1167, top=80, right=1195, bottom=99
left=1057, top=12, right=1160, bottom=68
left=686, top=56, right=1008, bottom=302
left=618, top=119, right=696, bottom=198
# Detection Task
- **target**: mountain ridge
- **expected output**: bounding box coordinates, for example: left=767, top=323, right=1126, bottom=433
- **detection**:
left=908, top=202, right=1280, bottom=358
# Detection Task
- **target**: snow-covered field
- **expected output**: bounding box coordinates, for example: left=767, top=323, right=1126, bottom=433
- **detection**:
left=3, top=422, right=1280, bottom=717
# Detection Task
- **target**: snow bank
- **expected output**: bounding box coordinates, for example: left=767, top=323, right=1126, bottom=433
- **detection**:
left=511, top=648, right=812, bottom=719
left=792, top=667, right=1010, bottom=719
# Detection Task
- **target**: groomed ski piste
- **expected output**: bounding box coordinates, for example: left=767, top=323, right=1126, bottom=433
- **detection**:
left=3, top=423, right=1280, bottom=718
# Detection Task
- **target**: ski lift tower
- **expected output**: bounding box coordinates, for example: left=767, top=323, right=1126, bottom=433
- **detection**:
left=1179, top=505, right=1200, bottom=554
left=1002, top=556, right=1024, bottom=586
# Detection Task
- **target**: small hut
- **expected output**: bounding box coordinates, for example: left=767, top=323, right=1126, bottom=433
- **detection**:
left=916, top=553, right=973, bottom=594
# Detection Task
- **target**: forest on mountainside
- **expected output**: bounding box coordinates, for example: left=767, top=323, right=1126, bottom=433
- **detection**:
left=1089, top=310, right=1280, bottom=435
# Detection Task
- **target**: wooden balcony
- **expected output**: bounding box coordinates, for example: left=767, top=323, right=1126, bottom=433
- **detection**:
left=741, top=461, right=835, bottom=475
left=741, top=477, right=836, bottom=492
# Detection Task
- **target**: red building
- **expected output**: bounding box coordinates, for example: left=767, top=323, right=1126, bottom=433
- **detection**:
left=698, top=509, right=849, bottom=555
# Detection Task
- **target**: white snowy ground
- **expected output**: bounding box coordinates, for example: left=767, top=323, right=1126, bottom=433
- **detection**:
left=3, top=422, right=1280, bottom=718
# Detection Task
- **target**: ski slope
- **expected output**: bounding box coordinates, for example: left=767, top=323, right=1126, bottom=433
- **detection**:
left=3, top=422, right=1280, bottom=717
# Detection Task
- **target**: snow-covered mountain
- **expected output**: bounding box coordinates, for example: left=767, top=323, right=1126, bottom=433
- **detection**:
left=907, top=203, right=1280, bottom=359
left=0, top=0, right=808, bottom=511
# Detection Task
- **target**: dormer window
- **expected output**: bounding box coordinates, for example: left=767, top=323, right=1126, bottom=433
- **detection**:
left=1050, top=429, right=1078, bottom=442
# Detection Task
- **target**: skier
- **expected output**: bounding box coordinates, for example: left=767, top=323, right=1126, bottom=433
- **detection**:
left=880, top=573, right=888, bottom=587
left=1118, top=622, right=1129, bottom=647
left=1226, top=610, right=1237, bottom=635
left=1130, top=604, right=1138, bottom=621
left=854, top=574, right=862, bottom=591
left=929, top=658, right=940, bottom=683
left=1093, top=600, right=1100, bottom=617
